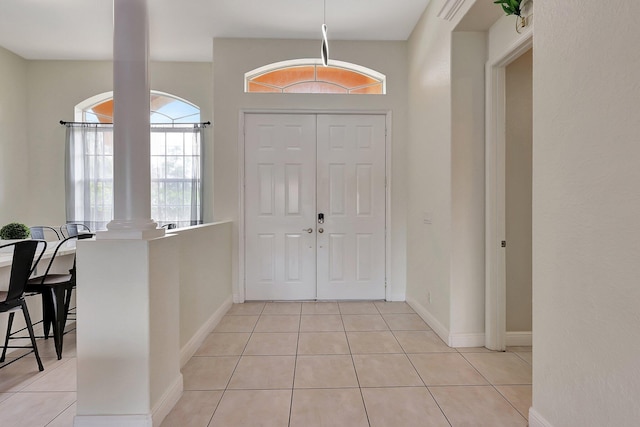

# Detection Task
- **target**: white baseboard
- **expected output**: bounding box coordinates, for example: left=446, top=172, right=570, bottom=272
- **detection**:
left=406, top=296, right=450, bottom=345
left=74, top=374, right=183, bottom=427
left=449, top=332, right=486, bottom=348
left=388, top=292, right=406, bottom=302
left=506, top=331, right=532, bottom=347
left=74, top=415, right=152, bottom=427
left=529, top=408, right=554, bottom=427
left=179, top=295, right=233, bottom=367
left=406, top=297, right=486, bottom=348
left=151, top=374, right=184, bottom=427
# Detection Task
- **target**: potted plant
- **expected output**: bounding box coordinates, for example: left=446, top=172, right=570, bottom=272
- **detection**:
left=0, top=222, right=31, bottom=240
left=494, top=0, right=531, bottom=32
left=494, top=0, right=523, bottom=16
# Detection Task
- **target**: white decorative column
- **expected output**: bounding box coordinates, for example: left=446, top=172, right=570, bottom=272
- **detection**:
left=103, top=0, right=163, bottom=239
left=74, top=1, right=182, bottom=426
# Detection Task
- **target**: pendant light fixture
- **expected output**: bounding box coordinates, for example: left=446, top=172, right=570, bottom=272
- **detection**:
left=321, top=0, right=329, bottom=66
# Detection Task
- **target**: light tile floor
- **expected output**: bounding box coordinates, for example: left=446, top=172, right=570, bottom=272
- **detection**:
left=0, top=301, right=532, bottom=426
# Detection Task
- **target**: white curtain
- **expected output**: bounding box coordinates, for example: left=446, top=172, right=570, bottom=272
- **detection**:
left=65, top=124, right=114, bottom=231
left=65, top=124, right=204, bottom=230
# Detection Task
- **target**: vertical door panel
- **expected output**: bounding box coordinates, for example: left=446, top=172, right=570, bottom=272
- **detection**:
left=258, top=165, right=275, bottom=215
left=317, top=115, right=386, bottom=300
left=356, top=233, right=373, bottom=281
left=245, top=114, right=317, bottom=300
left=329, top=164, right=347, bottom=215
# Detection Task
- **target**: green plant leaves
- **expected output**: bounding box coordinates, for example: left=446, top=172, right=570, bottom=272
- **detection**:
left=0, top=222, right=30, bottom=240
left=494, top=0, right=521, bottom=16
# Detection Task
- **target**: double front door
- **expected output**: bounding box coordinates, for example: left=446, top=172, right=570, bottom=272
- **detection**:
left=244, top=113, right=386, bottom=300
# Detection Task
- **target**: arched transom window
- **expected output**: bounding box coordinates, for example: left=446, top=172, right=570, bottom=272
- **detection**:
left=245, top=59, right=386, bottom=94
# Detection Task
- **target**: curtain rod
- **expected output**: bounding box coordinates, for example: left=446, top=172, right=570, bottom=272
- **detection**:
left=60, top=120, right=211, bottom=128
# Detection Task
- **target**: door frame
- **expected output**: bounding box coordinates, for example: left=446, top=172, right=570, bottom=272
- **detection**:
left=237, top=109, right=393, bottom=302
left=485, top=30, right=533, bottom=351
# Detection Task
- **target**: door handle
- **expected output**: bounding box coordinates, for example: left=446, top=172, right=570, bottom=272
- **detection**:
left=318, top=228, right=324, bottom=233
left=303, top=228, right=313, bottom=233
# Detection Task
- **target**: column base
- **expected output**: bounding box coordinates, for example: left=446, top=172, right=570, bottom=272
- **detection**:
left=100, top=219, right=165, bottom=240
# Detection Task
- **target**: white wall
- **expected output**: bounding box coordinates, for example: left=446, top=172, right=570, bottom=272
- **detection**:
left=450, top=31, right=487, bottom=342
left=213, top=38, right=408, bottom=300
left=76, top=222, right=233, bottom=424
left=173, top=222, right=232, bottom=352
left=406, top=1, right=455, bottom=333
left=532, top=1, right=640, bottom=426
left=505, top=48, right=532, bottom=332
left=20, top=60, right=213, bottom=227
left=0, top=46, right=29, bottom=225
left=76, top=235, right=181, bottom=424
left=406, top=0, right=490, bottom=345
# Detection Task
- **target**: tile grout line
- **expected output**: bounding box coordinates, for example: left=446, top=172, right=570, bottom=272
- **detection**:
left=208, top=303, right=266, bottom=425
left=287, top=304, right=302, bottom=427
left=396, top=325, right=454, bottom=427
left=342, top=308, right=372, bottom=427
left=458, top=351, right=530, bottom=423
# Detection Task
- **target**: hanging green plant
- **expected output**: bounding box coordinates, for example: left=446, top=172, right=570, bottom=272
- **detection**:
left=494, top=0, right=522, bottom=16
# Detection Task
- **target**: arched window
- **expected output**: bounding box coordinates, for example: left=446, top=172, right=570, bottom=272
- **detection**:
left=79, top=91, right=200, bottom=124
left=66, top=92, right=204, bottom=230
left=245, top=59, right=386, bottom=94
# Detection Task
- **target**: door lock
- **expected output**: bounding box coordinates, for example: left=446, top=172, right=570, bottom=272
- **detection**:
left=318, top=213, right=324, bottom=224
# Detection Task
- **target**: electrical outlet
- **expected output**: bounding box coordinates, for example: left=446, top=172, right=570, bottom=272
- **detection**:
left=423, top=212, right=432, bottom=225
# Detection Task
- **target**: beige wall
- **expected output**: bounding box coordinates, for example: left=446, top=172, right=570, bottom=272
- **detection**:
left=406, top=1, right=455, bottom=333
left=505, top=48, right=532, bottom=332
left=213, top=38, right=408, bottom=301
left=6, top=60, right=213, bottom=227
left=0, top=46, right=29, bottom=225
left=532, top=1, right=640, bottom=425
left=406, top=0, right=490, bottom=345
left=450, top=31, right=487, bottom=339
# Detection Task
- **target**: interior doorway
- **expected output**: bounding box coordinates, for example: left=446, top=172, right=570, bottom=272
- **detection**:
left=504, top=48, right=533, bottom=346
left=485, top=33, right=533, bottom=351
left=243, top=113, right=387, bottom=301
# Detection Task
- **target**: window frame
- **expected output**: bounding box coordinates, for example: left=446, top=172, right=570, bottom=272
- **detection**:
left=68, top=91, right=204, bottom=229
left=244, top=58, right=386, bottom=94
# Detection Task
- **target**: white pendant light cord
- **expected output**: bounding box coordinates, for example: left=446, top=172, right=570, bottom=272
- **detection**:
left=321, top=0, right=329, bottom=66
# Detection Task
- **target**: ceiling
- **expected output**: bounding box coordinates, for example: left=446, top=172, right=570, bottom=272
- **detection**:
left=0, top=0, right=431, bottom=62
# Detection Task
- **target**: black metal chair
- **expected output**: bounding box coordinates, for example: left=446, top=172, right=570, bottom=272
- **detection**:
left=30, top=226, right=61, bottom=240
left=24, top=235, right=89, bottom=359
left=59, top=223, right=92, bottom=238
left=0, top=240, right=46, bottom=371
left=61, top=232, right=95, bottom=330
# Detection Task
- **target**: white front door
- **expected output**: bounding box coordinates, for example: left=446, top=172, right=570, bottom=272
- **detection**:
left=244, top=113, right=386, bottom=300
left=316, top=115, right=387, bottom=299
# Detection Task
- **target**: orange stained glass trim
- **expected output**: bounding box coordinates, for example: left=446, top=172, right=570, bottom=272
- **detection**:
left=248, top=81, right=282, bottom=93
left=284, top=82, right=348, bottom=94
left=350, top=84, right=384, bottom=95
left=246, top=63, right=385, bottom=94
left=90, top=99, right=114, bottom=123
left=316, top=66, right=378, bottom=88
left=253, top=66, right=316, bottom=87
